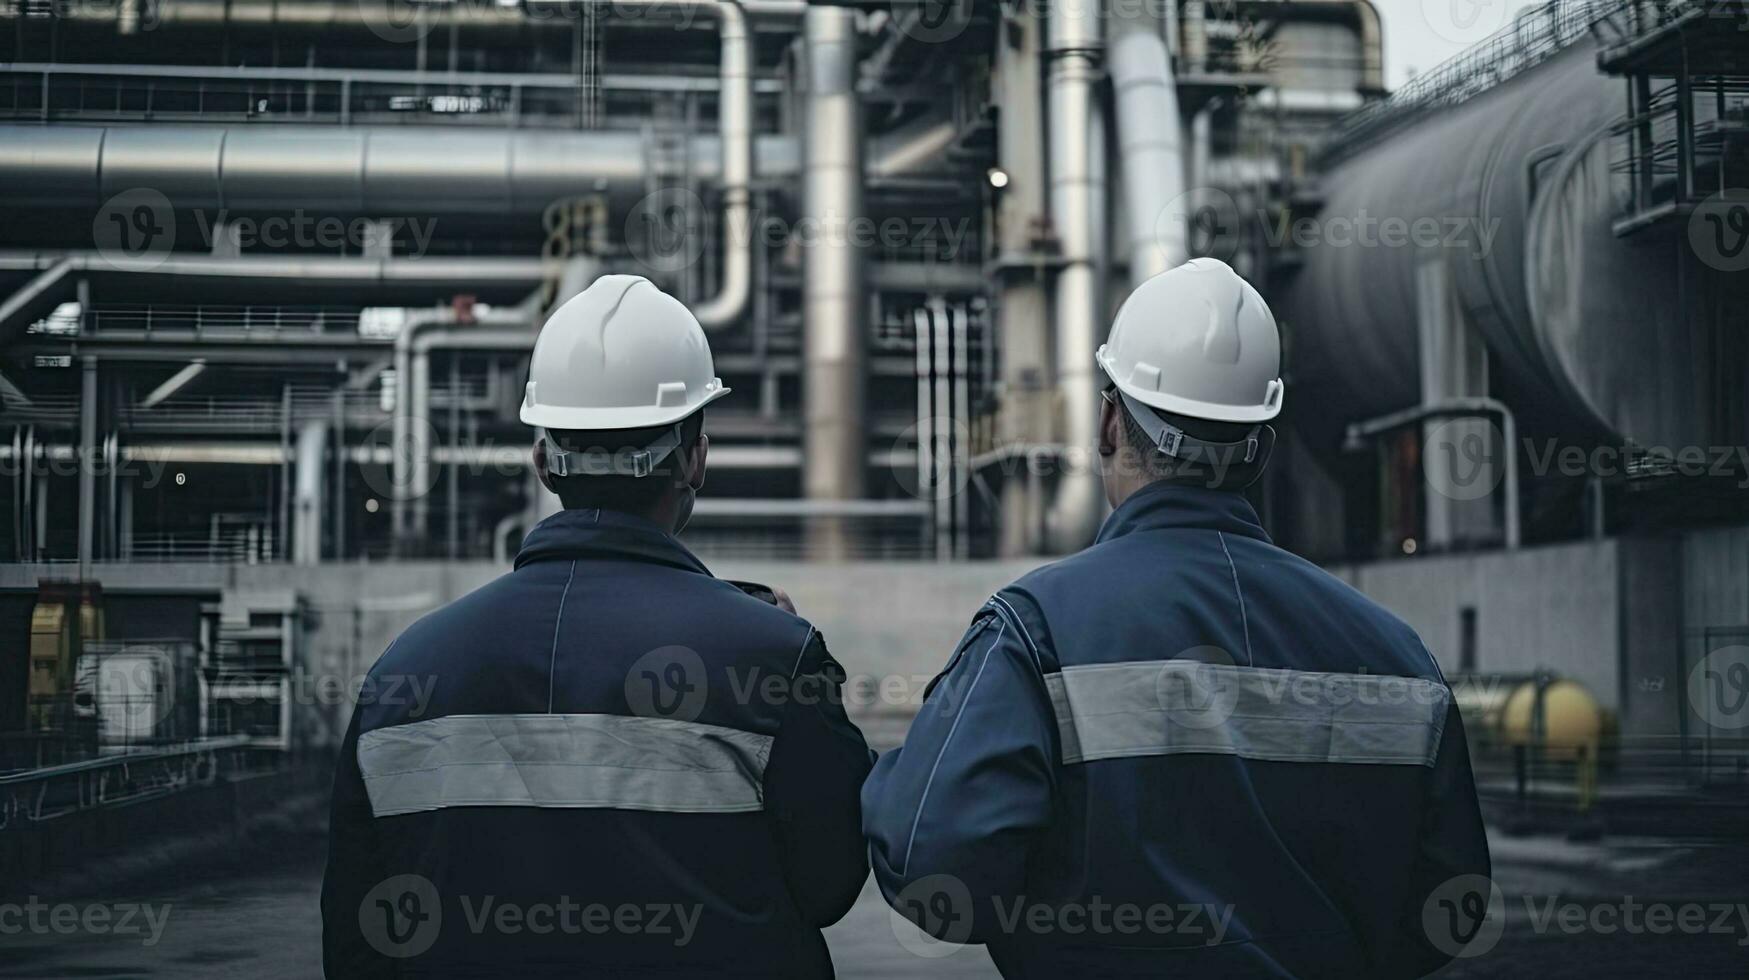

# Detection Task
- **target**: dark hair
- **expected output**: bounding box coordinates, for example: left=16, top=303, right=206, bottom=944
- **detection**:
left=545, top=411, right=705, bottom=515
left=1115, top=395, right=1262, bottom=490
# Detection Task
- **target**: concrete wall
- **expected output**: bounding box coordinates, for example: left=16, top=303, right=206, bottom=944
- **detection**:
left=0, top=558, right=1041, bottom=750
left=1332, top=540, right=1625, bottom=710
left=9, top=523, right=1744, bottom=747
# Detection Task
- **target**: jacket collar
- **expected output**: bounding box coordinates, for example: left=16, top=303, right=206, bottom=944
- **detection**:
left=1095, top=482, right=1272, bottom=545
left=514, top=508, right=711, bottom=575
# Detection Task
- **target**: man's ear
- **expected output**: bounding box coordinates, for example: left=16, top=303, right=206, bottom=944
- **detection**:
left=533, top=437, right=558, bottom=494
left=684, top=434, right=709, bottom=492
left=1098, top=396, right=1122, bottom=458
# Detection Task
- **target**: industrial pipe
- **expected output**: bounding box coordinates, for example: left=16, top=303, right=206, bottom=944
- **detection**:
left=1042, top=0, right=1108, bottom=553
left=392, top=304, right=543, bottom=541
left=5, top=0, right=807, bottom=34
left=293, top=420, right=328, bottom=565
left=688, top=0, right=755, bottom=328
left=0, top=125, right=799, bottom=215
left=801, top=6, right=868, bottom=530
left=1110, top=20, right=1188, bottom=286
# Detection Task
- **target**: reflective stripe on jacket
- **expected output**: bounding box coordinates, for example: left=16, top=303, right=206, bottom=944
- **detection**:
left=863, top=483, right=1491, bottom=979
left=322, top=508, right=873, bottom=979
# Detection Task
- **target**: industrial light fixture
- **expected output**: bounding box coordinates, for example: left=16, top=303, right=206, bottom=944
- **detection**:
left=986, top=167, right=1010, bottom=189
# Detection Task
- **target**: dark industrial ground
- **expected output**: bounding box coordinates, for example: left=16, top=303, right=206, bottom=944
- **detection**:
left=3, top=769, right=1748, bottom=978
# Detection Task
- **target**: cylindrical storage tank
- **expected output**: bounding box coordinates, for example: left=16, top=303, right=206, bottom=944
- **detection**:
left=1499, top=678, right=1603, bottom=763
left=1525, top=124, right=1747, bottom=451
left=1285, top=41, right=1619, bottom=424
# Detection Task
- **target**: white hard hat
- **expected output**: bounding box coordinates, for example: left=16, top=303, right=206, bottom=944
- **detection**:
left=522, top=274, right=731, bottom=431
left=1096, top=258, right=1284, bottom=425
left=522, top=275, right=729, bottom=478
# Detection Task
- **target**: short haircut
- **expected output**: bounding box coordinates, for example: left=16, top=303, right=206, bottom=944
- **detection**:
left=545, top=411, right=705, bottom=514
left=1115, top=394, right=1261, bottom=490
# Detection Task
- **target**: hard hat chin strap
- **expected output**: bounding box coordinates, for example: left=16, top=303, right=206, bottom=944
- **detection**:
left=1116, top=391, right=1270, bottom=468
left=542, top=424, right=685, bottom=479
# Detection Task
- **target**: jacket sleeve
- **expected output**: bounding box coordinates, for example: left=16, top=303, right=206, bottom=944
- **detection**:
left=1389, top=700, right=1494, bottom=977
left=761, top=628, right=875, bottom=928
left=861, top=609, right=1058, bottom=945
left=320, top=708, right=393, bottom=980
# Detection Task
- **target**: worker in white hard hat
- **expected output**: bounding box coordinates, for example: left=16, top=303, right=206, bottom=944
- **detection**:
left=323, top=275, right=873, bottom=979
left=865, top=259, right=1492, bottom=977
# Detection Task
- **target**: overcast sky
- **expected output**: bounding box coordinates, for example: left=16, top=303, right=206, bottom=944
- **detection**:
left=1379, top=0, right=1546, bottom=88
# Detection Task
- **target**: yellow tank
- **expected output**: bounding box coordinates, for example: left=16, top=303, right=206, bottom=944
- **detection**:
left=1499, top=678, right=1603, bottom=762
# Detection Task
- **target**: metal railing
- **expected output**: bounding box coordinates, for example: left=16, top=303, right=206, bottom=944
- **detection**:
left=1325, top=0, right=1619, bottom=163
left=0, top=737, right=255, bottom=830
left=0, top=63, right=781, bottom=129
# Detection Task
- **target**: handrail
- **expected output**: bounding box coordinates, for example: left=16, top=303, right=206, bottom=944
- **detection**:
left=0, top=736, right=251, bottom=787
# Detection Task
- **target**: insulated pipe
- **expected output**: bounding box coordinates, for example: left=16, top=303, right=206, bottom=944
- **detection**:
left=802, top=6, right=868, bottom=517
left=867, top=120, right=959, bottom=179
left=293, top=420, right=327, bottom=565
left=1181, top=1, right=1208, bottom=73
left=688, top=0, right=755, bottom=329
left=1042, top=0, right=1108, bottom=554
left=8, top=0, right=807, bottom=34
left=392, top=305, right=543, bottom=541
left=1110, top=23, right=1188, bottom=286
left=0, top=125, right=800, bottom=214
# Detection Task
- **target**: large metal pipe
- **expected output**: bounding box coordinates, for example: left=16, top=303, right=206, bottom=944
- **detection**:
left=6, top=0, right=807, bottom=34
left=0, top=125, right=799, bottom=215
left=689, top=0, right=755, bottom=329
left=1042, top=0, right=1107, bottom=553
left=1110, top=18, right=1187, bottom=286
left=293, top=420, right=327, bottom=565
left=801, top=6, right=868, bottom=523
left=392, top=308, right=541, bottom=541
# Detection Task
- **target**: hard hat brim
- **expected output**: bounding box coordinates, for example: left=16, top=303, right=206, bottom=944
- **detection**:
left=519, top=385, right=731, bottom=431
left=1099, top=348, right=1284, bottom=424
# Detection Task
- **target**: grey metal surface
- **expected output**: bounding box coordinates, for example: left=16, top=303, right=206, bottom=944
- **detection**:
left=1524, top=121, right=1738, bottom=450
left=801, top=6, right=868, bottom=517
left=1284, top=41, right=1620, bottom=426
left=1111, top=15, right=1188, bottom=287
left=0, top=124, right=800, bottom=214
left=683, top=0, right=755, bottom=330
left=1041, top=0, right=1108, bottom=553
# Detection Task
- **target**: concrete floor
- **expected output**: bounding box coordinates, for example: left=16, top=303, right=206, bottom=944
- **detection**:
left=0, top=850, right=999, bottom=979
left=5, top=823, right=1749, bottom=978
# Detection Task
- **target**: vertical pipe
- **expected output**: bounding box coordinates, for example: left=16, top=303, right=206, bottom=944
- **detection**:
left=77, top=355, right=97, bottom=574
left=1042, top=0, right=1108, bottom=553
left=294, top=419, right=327, bottom=565
left=1111, top=11, right=1187, bottom=287
left=802, top=4, right=867, bottom=553
left=931, top=299, right=952, bottom=560
left=690, top=1, right=754, bottom=329
left=993, top=6, right=1051, bottom=556
left=446, top=355, right=460, bottom=559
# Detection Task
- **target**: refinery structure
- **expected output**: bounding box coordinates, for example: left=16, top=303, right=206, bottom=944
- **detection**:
left=2, top=0, right=1747, bottom=872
